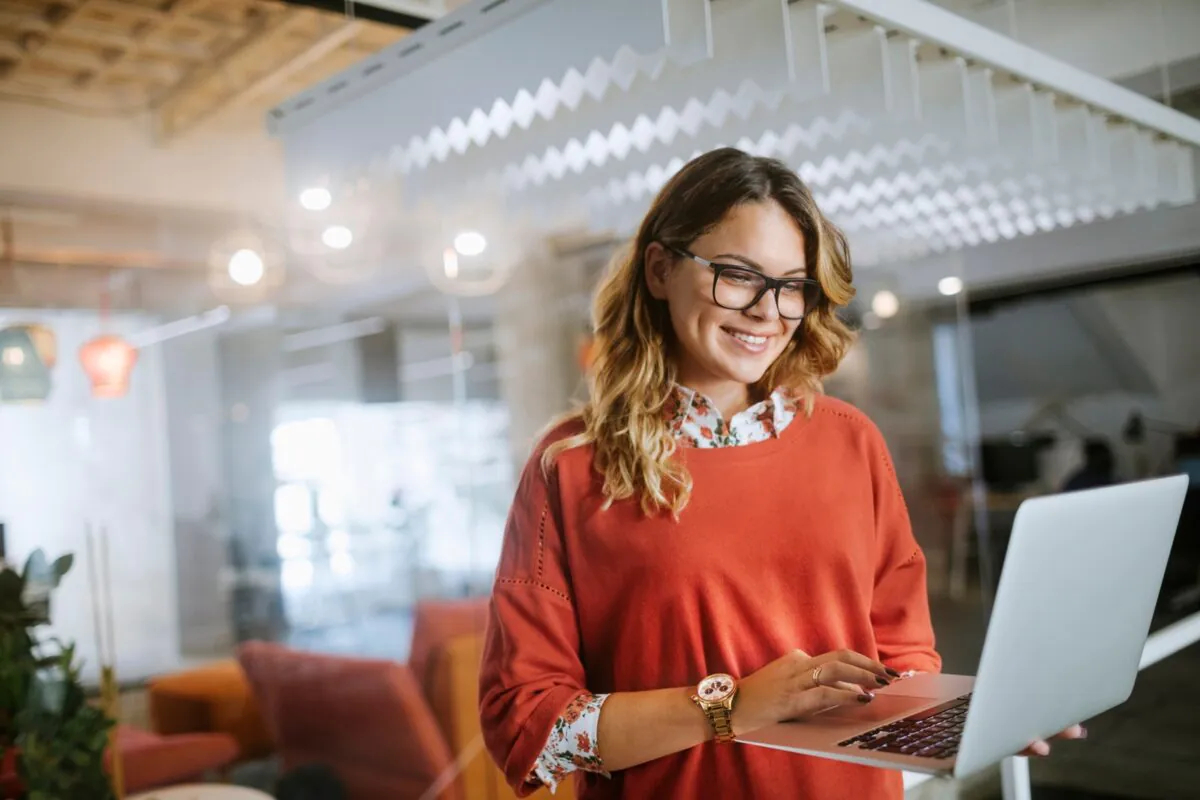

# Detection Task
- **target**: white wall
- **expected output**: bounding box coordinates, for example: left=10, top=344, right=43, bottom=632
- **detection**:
left=0, top=310, right=178, bottom=683
left=0, top=103, right=286, bottom=214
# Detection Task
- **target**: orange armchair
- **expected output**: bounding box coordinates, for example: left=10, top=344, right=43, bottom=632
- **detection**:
left=427, top=633, right=572, bottom=800
left=148, top=658, right=272, bottom=761
left=237, top=641, right=459, bottom=800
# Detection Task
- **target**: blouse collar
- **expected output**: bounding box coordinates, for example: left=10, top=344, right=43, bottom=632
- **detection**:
left=664, top=384, right=795, bottom=439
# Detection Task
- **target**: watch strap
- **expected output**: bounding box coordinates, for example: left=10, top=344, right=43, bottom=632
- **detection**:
left=691, top=693, right=736, bottom=743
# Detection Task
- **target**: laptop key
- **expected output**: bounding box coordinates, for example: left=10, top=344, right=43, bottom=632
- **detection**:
left=836, top=693, right=973, bottom=750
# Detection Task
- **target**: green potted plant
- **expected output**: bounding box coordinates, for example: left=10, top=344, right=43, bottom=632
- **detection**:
left=0, top=550, right=115, bottom=800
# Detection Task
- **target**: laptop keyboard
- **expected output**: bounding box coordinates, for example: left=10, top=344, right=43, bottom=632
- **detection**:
left=836, top=693, right=971, bottom=760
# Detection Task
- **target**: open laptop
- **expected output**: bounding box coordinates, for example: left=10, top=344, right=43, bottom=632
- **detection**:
left=738, top=474, right=1188, bottom=779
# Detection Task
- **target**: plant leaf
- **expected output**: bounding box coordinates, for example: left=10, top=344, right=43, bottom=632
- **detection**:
left=50, top=554, right=73, bottom=585
left=22, top=549, right=48, bottom=582
left=0, top=569, right=24, bottom=612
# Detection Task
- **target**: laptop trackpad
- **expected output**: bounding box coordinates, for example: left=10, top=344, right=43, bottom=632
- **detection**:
left=815, top=693, right=936, bottom=724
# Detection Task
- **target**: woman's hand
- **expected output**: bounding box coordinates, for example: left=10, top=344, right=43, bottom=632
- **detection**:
left=732, top=648, right=899, bottom=736
left=1020, top=724, right=1088, bottom=756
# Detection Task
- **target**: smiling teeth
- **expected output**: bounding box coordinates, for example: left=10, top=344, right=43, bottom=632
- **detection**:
left=731, top=331, right=766, bottom=345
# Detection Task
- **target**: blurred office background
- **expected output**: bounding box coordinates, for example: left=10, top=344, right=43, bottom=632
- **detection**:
left=0, top=1, right=1197, bottom=798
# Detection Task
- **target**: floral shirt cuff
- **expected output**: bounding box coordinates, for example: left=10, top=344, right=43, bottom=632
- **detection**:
left=526, top=693, right=610, bottom=792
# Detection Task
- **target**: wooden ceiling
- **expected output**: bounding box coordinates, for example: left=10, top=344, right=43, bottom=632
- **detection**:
left=0, top=0, right=409, bottom=140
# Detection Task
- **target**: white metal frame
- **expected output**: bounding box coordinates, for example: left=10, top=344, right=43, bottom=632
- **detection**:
left=837, top=0, right=1200, bottom=147
left=270, top=0, right=1200, bottom=148
left=903, top=607, right=1200, bottom=797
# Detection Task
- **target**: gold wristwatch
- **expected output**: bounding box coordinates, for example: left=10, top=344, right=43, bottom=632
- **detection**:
left=691, top=673, right=738, bottom=743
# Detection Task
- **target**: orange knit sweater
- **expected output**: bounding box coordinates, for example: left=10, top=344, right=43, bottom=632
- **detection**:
left=479, top=395, right=941, bottom=799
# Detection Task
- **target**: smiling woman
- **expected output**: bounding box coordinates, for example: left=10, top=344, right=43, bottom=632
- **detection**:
left=478, top=147, right=940, bottom=800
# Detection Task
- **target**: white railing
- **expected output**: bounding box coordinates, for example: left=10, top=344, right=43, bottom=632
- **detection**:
left=904, top=608, right=1200, bottom=797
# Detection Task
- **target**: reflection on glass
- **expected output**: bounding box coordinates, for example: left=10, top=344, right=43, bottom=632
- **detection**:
left=330, top=551, right=355, bottom=577
left=274, top=483, right=313, bottom=534
left=281, top=559, right=314, bottom=590
left=276, top=532, right=313, bottom=561
left=268, top=400, right=514, bottom=652
left=327, top=529, right=350, bottom=551
left=271, top=418, right=342, bottom=482
left=318, top=487, right=346, bottom=527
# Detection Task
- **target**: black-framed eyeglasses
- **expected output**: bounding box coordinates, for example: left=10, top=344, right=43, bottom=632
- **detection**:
left=666, top=245, right=821, bottom=321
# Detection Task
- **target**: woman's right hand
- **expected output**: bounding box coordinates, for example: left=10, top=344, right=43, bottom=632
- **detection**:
left=732, top=649, right=899, bottom=736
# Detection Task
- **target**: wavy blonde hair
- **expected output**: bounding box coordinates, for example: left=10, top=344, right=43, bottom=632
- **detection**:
left=544, top=147, right=856, bottom=517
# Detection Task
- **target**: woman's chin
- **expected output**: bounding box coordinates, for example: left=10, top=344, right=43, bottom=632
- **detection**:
left=714, top=360, right=772, bottom=387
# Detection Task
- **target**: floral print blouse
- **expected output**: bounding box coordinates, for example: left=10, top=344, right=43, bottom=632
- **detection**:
left=527, top=384, right=799, bottom=793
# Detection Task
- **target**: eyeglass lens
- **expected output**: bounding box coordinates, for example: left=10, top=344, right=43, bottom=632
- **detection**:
left=713, top=268, right=817, bottom=319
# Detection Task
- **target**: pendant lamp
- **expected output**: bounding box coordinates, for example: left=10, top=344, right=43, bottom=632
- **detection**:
left=0, top=326, right=52, bottom=403
left=22, top=323, right=57, bottom=368
left=79, top=333, right=138, bottom=399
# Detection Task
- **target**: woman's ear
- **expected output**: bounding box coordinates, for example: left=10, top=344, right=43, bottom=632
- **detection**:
left=644, top=242, right=673, bottom=300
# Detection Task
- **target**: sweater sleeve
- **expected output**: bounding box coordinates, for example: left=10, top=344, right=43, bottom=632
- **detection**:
left=868, top=430, right=943, bottom=675
left=479, top=444, right=601, bottom=796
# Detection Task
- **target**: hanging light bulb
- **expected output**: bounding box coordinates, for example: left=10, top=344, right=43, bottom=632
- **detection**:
left=79, top=334, right=138, bottom=399
left=871, top=290, right=900, bottom=319
left=227, top=248, right=265, bottom=286
left=322, top=225, right=353, bottom=250
left=453, top=230, right=487, bottom=256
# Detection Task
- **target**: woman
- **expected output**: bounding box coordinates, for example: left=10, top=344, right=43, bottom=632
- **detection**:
left=479, top=148, right=1075, bottom=799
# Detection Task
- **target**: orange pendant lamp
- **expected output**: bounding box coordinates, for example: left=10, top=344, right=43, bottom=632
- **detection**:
left=80, top=282, right=138, bottom=399
left=79, top=333, right=137, bottom=398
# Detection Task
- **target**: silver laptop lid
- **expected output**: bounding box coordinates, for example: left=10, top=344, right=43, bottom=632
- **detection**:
left=956, top=475, right=1188, bottom=777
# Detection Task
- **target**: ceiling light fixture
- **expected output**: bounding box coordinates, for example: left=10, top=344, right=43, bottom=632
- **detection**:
left=453, top=230, right=487, bottom=256
left=938, top=276, right=964, bottom=296
left=871, top=290, right=899, bottom=319
left=228, top=249, right=265, bottom=286
left=299, top=187, right=332, bottom=211
left=322, top=225, right=353, bottom=250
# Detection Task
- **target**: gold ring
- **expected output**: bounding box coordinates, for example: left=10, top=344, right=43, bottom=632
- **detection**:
left=812, top=666, right=823, bottom=687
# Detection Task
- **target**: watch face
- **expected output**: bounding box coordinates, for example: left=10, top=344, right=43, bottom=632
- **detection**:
left=697, top=673, right=736, bottom=703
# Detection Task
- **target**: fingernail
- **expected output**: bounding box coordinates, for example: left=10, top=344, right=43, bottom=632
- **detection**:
left=1078, top=726, right=1088, bottom=739
left=1034, top=741, right=1050, bottom=756
left=885, top=668, right=901, bottom=678
left=876, top=677, right=891, bottom=686
left=858, top=693, right=875, bottom=703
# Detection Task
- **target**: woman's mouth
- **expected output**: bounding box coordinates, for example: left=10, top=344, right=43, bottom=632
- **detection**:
left=722, top=326, right=770, bottom=354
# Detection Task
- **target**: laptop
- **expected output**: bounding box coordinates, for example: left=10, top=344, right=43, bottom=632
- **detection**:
left=738, top=474, right=1188, bottom=779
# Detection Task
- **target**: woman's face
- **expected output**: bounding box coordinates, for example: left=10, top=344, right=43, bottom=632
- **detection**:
left=645, top=200, right=808, bottom=393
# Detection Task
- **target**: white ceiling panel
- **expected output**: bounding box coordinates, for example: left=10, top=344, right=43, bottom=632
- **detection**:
left=271, top=0, right=1200, bottom=272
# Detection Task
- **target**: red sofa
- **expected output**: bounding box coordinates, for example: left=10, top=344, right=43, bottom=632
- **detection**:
left=1, top=724, right=237, bottom=798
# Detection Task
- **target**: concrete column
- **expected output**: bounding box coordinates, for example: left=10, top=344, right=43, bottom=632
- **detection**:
left=493, top=248, right=589, bottom=467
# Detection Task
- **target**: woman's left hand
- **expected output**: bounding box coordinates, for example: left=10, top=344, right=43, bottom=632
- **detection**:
left=1019, top=724, right=1087, bottom=756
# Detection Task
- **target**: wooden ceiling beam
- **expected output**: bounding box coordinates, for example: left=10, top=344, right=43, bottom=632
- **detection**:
left=181, top=18, right=362, bottom=133
left=151, top=6, right=310, bottom=141
left=0, top=0, right=95, bottom=82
